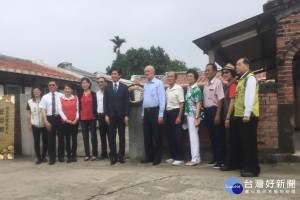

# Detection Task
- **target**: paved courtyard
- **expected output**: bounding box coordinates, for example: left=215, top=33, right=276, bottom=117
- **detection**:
left=1, top=156, right=299, bottom=200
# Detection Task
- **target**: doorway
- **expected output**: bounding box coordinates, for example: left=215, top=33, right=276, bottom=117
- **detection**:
left=293, top=51, right=300, bottom=151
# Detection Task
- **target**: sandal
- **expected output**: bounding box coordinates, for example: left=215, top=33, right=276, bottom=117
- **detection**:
left=91, top=156, right=97, bottom=161
left=84, top=156, right=90, bottom=161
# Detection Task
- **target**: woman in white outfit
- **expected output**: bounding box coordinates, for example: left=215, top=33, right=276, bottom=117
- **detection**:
left=184, top=69, right=202, bottom=166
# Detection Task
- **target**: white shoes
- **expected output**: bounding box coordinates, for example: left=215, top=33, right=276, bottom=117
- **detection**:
left=172, top=160, right=184, bottom=166
left=166, top=158, right=174, bottom=164
left=186, top=161, right=200, bottom=166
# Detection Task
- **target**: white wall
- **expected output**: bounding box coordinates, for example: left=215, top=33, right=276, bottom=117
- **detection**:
left=25, top=87, right=31, bottom=95
left=20, top=94, right=35, bottom=156
left=0, top=85, right=4, bottom=95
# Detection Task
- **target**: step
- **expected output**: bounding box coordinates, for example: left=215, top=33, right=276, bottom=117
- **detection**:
left=274, top=151, right=300, bottom=163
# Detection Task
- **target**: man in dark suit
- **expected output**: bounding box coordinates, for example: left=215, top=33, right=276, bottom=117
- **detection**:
left=103, top=68, right=129, bottom=165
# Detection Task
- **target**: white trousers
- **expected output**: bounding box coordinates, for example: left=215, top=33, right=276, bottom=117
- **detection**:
left=186, top=116, right=201, bottom=163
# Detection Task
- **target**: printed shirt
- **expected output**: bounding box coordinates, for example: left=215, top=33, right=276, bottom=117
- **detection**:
left=184, top=84, right=202, bottom=117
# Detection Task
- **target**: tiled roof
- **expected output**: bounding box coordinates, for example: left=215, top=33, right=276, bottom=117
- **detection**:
left=95, top=72, right=136, bottom=86
left=132, top=69, right=266, bottom=88
left=130, top=75, right=165, bottom=85
left=0, top=55, right=81, bottom=82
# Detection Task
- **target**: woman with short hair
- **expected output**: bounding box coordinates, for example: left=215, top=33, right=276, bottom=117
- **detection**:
left=184, top=69, right=202, bottom=166
left=26, top=85, right=48, bottom=165
left=58, top=83, right=79, bottom=163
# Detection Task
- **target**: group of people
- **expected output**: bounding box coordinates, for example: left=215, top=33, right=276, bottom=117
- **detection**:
left=26, top=68, right=129, bottom=166
left=139, top=58, right=260, bottom=178
left=26, top=57, right=260, bottom=177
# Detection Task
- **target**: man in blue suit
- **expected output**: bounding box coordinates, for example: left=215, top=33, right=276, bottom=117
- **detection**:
left=103, top=68, right=130, bottom=165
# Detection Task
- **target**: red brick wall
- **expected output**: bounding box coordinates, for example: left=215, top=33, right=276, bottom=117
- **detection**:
left=276, top=13, right=300, bottom=104
left=258, top=92, right=278, bottom=148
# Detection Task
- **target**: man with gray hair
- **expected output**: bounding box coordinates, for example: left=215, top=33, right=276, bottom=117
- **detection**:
left=165, top=71, right=184, bottom=166
left=140, top=65, right=165, bottom=165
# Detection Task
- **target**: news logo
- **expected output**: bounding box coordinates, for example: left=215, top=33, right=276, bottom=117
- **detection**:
left=225, top=177, right=243, bottom=194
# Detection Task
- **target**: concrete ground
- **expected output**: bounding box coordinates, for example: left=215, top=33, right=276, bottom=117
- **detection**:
left=2, top=127, right=300, bottom=199
left=0, top=157, right=299, bottom=200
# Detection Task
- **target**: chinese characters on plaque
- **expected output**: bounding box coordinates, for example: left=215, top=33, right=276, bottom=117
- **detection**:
left=0, top=95, right=15, bottom=160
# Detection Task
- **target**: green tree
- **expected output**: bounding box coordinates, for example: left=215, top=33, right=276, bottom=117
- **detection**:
left=106, top=46, right=188, bottom=79
left=110, top=36, right=126, bottom=55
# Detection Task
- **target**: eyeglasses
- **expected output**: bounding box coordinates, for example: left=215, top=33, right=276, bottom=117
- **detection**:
left=97, top=81, right=104, bottom=83
left=48, top=84, right=56, bottom=87
left=222, top=71, right=230, bottom=75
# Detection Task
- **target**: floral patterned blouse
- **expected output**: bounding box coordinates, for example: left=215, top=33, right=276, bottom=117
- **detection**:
left=184, top=84, right=202, bottom=117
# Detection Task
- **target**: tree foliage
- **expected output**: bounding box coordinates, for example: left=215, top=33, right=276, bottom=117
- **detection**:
left=110, top=36, right=126, bottom=54
left=106, top=46, right=188, bottom=79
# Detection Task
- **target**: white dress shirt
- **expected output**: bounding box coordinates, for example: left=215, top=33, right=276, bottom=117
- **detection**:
left=96, top=90, right=104, bottom=113
left=166, top=84, right=184, bottom=111
left=39, top=91, right=63, bottom=116
left=113, top=81, right=119, bottom=90
left=242, top=71, right=257, bottom=117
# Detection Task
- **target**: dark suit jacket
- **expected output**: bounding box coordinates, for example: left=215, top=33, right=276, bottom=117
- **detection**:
left=78, top=91, right=98, bottom=120
left=103, top=82, right=129, bottom=118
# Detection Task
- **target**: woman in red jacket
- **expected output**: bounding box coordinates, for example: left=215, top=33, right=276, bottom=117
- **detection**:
left=78, top=77, right=98, bottom=161
left=58, top=83, right=79, bottom=163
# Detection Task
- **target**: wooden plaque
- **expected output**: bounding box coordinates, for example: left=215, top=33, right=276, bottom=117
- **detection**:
left=0, top=95, right=15, bottom=160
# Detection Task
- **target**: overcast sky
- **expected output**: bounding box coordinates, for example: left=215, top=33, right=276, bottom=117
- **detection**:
left=0, top=0, right=268, bottom=73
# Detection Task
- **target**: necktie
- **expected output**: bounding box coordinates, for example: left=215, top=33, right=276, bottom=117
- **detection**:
left=52, top=92, right=55, bottom=115
left=114, top=83, right=118, bottom=96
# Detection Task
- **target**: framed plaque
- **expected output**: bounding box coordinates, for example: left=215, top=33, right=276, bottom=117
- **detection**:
left=0, top=95, right=15, bottom=160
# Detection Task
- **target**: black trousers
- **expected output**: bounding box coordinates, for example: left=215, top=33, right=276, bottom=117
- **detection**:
left=226, top=118, right=243, bottom=168
left=62, top=123, right=78, bottom=158
left=143, top=107, right=162, bottom=162
left=46, top=115, right=64, bottom=161
left=236, top=117, right=260, bottom=174
left=32, top=126, right=48, bottom=159
left=165, top=109, right=184, bottom=160
left=81, top=120, right=98, bottom=157
left=205, top=106, right=226, bottom=164
left=98, top=113, right=109, bottom=156
left=108, top=112, right=126, bottom=159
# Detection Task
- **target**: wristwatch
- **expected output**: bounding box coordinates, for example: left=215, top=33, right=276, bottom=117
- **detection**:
left=195, top=115, right=199, bottom=119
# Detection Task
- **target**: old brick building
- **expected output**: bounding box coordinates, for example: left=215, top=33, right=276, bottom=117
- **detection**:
left=193, top=0, right=300, bottom=161
left=0, top=54, right=81, bottom=154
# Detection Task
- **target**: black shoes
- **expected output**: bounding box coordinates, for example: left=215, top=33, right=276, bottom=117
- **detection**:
left=213, top=163, right=223, bottom=169
left=141, top=157, right=153, bottom=163
left=220, top=165, right=236, bottom=171
left=119, top=156, right=125, bottom=164
left=98, top=154, right=109, bottom=160
left=152, top=160, right=161, bottom=165
left=36, top=159, right=42, bottom=165
left=58, top=157, right=65, bottom=162
left=241, top=171, right=259, bottom=177
left=49, top=160, right=55, bottom=165
left=110, top=157, right=117, bottom=165
left=206, top=161, right=217, bottom=166
left=66, top=157, right=72, bottom=163
left=41, top=157, right=48, bottom=163
left=71, top=157, right=77, bottom=162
